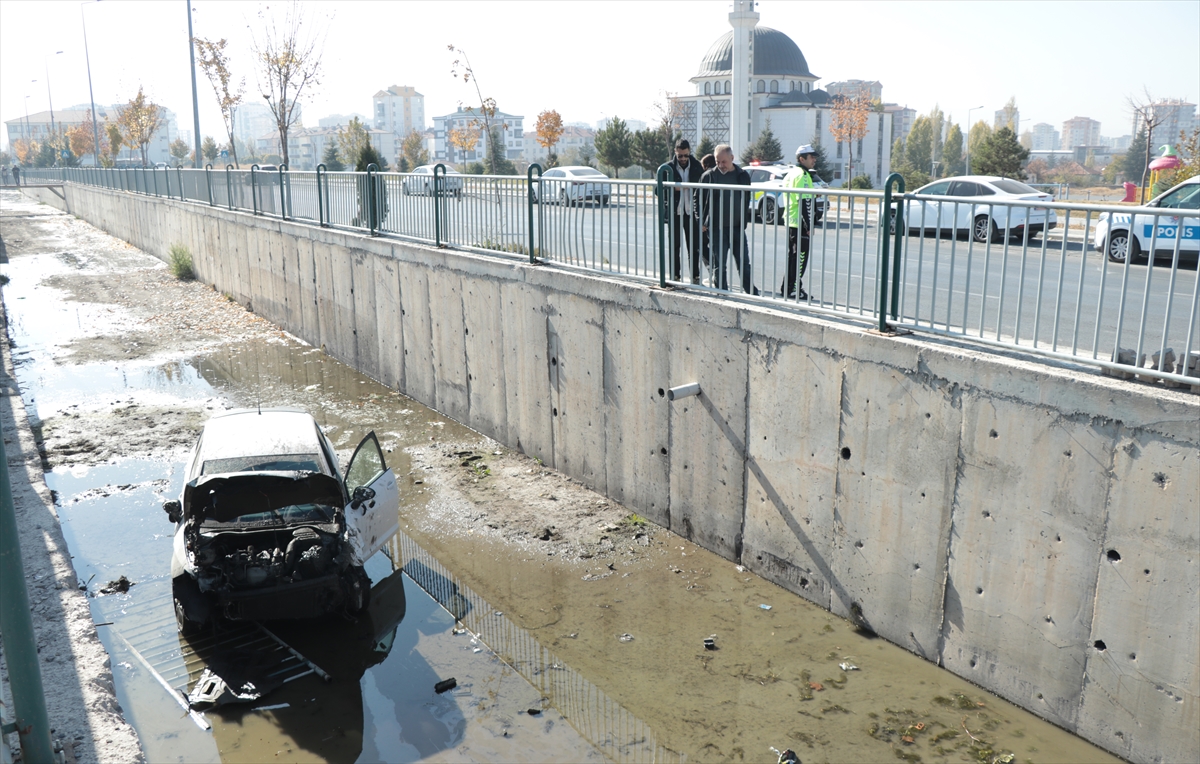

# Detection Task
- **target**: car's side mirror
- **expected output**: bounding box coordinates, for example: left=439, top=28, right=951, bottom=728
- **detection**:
left=350, top=485, right=376, bottom=510
left=163, top=500, right=182, bottom=524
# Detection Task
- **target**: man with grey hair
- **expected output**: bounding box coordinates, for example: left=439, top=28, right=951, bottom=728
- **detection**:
left=699, top=144, right=757, bottom=295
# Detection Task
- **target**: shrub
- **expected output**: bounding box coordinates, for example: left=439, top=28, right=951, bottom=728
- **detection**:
left=168, top=243, right=195, bottom=280
left=850, top=174, right=873, bottom=190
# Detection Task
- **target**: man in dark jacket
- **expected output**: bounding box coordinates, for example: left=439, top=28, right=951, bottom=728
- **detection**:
left=666, top=139, right=706, bottom=283
left=700, top=144, right=757, bottom=294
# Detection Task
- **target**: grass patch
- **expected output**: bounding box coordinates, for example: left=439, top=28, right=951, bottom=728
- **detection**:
left=168, top=243, right=195, bottom=280
left=622, top=513, right=648, bottom=528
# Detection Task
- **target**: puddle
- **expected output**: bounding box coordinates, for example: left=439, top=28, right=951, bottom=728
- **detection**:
left=2, top=202, right=1122, bottom=763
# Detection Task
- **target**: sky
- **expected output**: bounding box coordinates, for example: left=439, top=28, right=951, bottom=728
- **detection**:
left=1, top=0, right=1198, bottom=152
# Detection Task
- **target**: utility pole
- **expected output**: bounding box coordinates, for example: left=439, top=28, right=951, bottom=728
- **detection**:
left=187, top=0, right=202, bottom=167
left=82, top=2, right=102, bottom=166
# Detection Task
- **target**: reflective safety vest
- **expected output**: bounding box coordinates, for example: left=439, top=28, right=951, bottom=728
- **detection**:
left=784, top=167, right=814, bottom=228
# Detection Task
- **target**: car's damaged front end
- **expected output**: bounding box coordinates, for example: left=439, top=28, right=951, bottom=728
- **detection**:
left=171, top=472, right=369, bottom=625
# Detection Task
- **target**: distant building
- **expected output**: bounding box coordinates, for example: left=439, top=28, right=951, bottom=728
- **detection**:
left=1030, top=123, right=1059, bottom=151
left=524, top=125, right=596, bottom=164
left=884, top=104, right=915, bottom=145
left=1132, top=98, right=1197, bottom=145
left=596, top=117, right=647, bottom=132
left=234, top=102, right=281, bottom=148
left=5, top=105, right=177, bottom=166
left=280, top=125, right=399, bottom=170
left=826, top=79, right=882, bottom=102
left=994, top=106, right=1020, bottom=133
left=372, top=85, right=425, bottom=138
left=432, top=108, right=524, bottom=163
left=1062, top=116, right=1101, bottom=150
left=318, top=113, right=368, bottom=128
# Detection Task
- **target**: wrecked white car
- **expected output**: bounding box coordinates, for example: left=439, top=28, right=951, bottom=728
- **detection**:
left=164, top=408, right=400, bottom=633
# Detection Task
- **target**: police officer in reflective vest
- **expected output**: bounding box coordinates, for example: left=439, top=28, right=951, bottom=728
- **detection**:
left=783, top=145, right=818, bottom=300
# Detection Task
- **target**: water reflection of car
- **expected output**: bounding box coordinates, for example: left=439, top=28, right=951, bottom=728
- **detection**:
left=1093, top=176, right=1200, bottom=263
left=892, top=176, right=1057, bottom=242
left=402, top=165, right=464, bottom=197
left=164, top=408, right=400, bottom=633
left=534, top=166, right=611, bottom=206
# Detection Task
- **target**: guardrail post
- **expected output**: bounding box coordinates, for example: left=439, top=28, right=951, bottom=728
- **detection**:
left=366, top=163, right=379, bottom=235
left=433, top=164, right=446, bottom=247
left=204, top=163, right=214, bottom=206
left=250, top=164, right=260, bottom=216
left=878, top=172, right=906, bottom=331
left=0, top=420, right=56, bottom=764
left=278, top=163, right=289, bottom=220
left=316, top=164, right=328, bottom=227
left=655, top=163, right=672, bottom=289
left=225, top=164, right=234, bottom=211
left=175, top=167, right=184, bottom=200
left=526, top=163, right=542, bottom=263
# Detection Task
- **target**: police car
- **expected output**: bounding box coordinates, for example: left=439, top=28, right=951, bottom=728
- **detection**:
left=1093, top=176, right=1200, bottom=263
left=748, top=163, right=827, bottom=225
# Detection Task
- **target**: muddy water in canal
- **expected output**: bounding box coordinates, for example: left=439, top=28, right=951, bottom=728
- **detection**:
left=0, top=195, right=1120, bottom=762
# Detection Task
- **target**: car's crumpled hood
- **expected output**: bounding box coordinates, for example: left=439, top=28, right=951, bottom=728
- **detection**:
left=184, top=471, right=344, bottom=524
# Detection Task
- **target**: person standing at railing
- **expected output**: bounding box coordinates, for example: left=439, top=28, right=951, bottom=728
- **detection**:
left=667, top=139, right=706, bottom=284
left=2, top=166, right=9, bottom=186
left=11, top=165, right=20, bottom=187
left=700, top=145, right=758, bottom=295
left=782, top=145, right=818, bottom=300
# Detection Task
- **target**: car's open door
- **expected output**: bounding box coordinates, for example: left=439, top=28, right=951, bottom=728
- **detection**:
left=343, top=432, right=400, bottom=565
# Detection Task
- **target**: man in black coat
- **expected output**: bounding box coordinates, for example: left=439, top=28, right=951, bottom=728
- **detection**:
left=700, top=144, right=757, bottom=294
left=666, top=139, right=706, bottom=283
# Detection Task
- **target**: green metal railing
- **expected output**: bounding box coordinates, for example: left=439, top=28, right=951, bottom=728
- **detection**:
left=0, top=420, right=55, bottom=764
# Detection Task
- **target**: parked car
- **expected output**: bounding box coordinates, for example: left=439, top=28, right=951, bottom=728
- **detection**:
left=534, top=166, right=611, bottom=206
left=402, top=165, right=464, bottom=197
left=1093, top=176, right=1200, bottom=263
left=164, top=408, right=400, bottom=633
left=891, top=176, right=1057, bottom=242
left=747, top=164, right=828, bottom=225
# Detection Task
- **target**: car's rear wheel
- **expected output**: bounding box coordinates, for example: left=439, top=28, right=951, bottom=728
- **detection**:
left=1106, top=231, right=1140, bottom=263
left=762, top=197, right=779, bottom=224
left=559, top=190, right=571, bottom=207
left=972, top=215, right=997, bottom=243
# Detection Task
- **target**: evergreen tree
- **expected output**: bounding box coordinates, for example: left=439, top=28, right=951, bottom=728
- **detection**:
left=967, top=121, right=992, bottom=174
left=321, top=142, right=345, bottom=171
left=972, top=126, right=1029, bottom=179
left=740, top=119, right=783, bottom=164
left=486, top=126, right=517, bottom=175
left=632, top=126, right=673, bottom=174
left=696, top=134, right=715, bottom=160
left=1124, top=127, right=1148, bottom=188
left=905, top=116, right=933, bottom=177
left=942, top=124, right=964, bottom=176
left=811, top=143, right=835, bottom=183
left=594, top=117, right=633, bottom=177
left=201, top=136, right=219, bottom=163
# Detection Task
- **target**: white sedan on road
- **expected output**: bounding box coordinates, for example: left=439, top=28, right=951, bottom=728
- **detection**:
left=402, top=165, right=464, bottom=197
left=1092, top=176, right=1200, bottom=263
left=534, top=166, right=612, bottom=206
left=893, top=176, right=1058, bottom=242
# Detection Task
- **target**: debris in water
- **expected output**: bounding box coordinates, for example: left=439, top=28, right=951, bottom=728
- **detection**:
left=839, top=662, right=859, bottom=671
left=99, top=576, right=134, bottom=594
left=736, top=565, right=745, bottom=572
left=434, top=678, right=457, bottom=694
left=188, top=669, right=268, bottom=709
left=808, top=681, right=824, bottom=691
left=770, top=747, right=801, bottom=764
left=618, top=633, right=635, bottom=643
left=526, top=708, right=542, bottom=716
left=703, top=636, right=717, bottom=650
left=759, top=604, right=772, bottom=611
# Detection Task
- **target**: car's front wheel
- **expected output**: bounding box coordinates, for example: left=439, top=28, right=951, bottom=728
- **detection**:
left=762, top=197, right=779, bottom=224
left=173, top=576, right=211, bottom=635
left=560, top=190, right=571, bottom=207
left=972, top=215, right=997, bottom=243
left=346, top=566, right=371, bottom=614
left=1106, top=231, right=1140, bottom=263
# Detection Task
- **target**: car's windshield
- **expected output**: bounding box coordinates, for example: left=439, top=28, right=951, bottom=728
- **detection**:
left=1158, top=183, right=1200, bottom=210
left=991, top=179, right=1040, bottom=195
left=570, top=168, right=605, bottom=177
left=201, top=453, right=324, bottom=475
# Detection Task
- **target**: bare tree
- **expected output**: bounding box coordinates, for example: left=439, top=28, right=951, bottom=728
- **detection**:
left=116, top=86, right=164, bottom=167
left=829, top=87, right=872, bottom=183
left=251, top=1, right=324, bottom=167
left=1128, top=88, right=1165, bottom=201
left=449, top=45, right=500, bottom=174
left=194, top=37, right=245, bottom=168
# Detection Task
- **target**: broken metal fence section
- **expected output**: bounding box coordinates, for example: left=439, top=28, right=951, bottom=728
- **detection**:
left=22, top=166, right=1200, bottom=387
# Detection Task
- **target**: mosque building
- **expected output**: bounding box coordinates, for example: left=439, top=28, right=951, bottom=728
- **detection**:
left=670, top=2, right=894, bottom=187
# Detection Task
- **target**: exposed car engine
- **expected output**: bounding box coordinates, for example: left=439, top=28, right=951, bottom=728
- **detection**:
left=193, top=525, right=349, bottom=592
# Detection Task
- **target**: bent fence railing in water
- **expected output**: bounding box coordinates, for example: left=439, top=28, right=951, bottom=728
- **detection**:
left=22, top=166, right=1200, bottom=388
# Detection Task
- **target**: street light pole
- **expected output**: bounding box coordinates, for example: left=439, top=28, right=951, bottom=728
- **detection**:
left=965, top=104, right=983, bottom=175
left=45, top=51, right=63, bottom=137
left=82, top=2, right=102, bottom=167
left=187, top=1, right=202, bottom=168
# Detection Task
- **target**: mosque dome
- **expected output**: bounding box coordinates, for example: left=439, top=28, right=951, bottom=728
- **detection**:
left=696, top=27, right=813, bottom=78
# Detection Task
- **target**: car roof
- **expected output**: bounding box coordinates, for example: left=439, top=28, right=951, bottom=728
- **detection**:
left=198, top=408, right=324, bottom=464
left=414, top=164, right=461, bottom=174
left=556, top=166, right=607, bottom=174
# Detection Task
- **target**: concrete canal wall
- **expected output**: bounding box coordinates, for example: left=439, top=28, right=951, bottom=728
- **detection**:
left=22, top=184, right=1198, bottom=763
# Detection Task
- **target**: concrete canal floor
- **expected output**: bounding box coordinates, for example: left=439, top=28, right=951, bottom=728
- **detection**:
left=0, top=189, right=1122, bottom=763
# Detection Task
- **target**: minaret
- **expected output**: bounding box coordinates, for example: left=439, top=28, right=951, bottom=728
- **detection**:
left=729, top=0, right=759, bottom=155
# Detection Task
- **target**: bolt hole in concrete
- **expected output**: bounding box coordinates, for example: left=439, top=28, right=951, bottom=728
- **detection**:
left=551, top=356, right=556, bottom=365
left=0, top=190, right=1126, bottom=764
left=854, top=540, right=864, bottom=549
left=1129, top=653, right=1138, bottom=660
left=989, top=429, right=999, bottom=438
left=657, top=387, right=665, bottom=397
left=840, top=446, right=851, bottom=460
left=1107, top=549, right=1121, bottom=562
left=1152, top=471, right=1169, bottom=488
left=976, top=587, right=984, bottom=595
left=1094, top=640, right=1108, bottom=651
